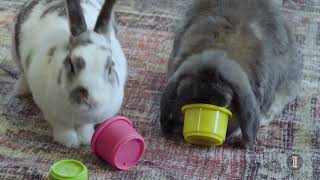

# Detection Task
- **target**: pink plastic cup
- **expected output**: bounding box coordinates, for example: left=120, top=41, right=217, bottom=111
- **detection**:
left=91, top=116, right=145, bottom=170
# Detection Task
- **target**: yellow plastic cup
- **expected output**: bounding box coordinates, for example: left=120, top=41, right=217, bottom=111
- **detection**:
left=181, top=104, right=232, bottom=146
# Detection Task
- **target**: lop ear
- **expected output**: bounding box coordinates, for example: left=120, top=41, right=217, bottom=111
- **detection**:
left=66, top=0, right=88, bottom=36
left=94, top=0, right=117, bottom=35
left=160, top=77, right=182, bottom=134
left=201, top=51, right=260, bottom=148
left=230, top=82, right=260, bottom=148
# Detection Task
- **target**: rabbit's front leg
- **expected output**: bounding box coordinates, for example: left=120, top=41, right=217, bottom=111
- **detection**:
left=76, top=123, right=95, bottom=145
left=13, top=75, right=31, bottom=97
left=50, top=119, right=80, bottom=148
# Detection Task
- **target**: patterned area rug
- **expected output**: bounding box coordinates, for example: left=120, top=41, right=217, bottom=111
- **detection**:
left=0, top=0, right=319, bottom=179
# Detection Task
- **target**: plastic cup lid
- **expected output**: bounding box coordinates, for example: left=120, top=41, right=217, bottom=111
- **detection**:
left=49, top=159, right=88, bottom=180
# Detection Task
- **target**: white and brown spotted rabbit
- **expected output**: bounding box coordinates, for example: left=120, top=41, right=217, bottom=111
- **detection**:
left=12, top=0, right=127, bottom=148
left=160, top=0, right=301, bottom=148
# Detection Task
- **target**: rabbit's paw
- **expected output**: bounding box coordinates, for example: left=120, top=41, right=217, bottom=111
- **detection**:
left=77, top=123, right=95, bottom=145
left=53, top=126, right=80, bottom=148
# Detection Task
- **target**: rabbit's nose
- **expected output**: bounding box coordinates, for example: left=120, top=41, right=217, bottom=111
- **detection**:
left=83, top=96, right=98, bottom=109
left=70, top=86, right=97, bottom=109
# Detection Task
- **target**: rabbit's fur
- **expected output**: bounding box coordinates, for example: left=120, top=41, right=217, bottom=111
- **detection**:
left=12, top=0, right=127, bottom=148
left=160, top=0, right=301, bottom=147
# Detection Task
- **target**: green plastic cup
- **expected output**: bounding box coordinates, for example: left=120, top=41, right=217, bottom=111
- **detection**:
left=49, top=159, right=88, bottom=180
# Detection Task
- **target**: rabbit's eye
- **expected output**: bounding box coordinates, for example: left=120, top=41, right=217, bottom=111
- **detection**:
left=64, top=56, right=75, bottom=74
left=74, top=57, right=85, bottom=70
left=108, top=66, right=112, bottom=75
left=105, top=59, right=115, bottom=75
left=105, top=59, right=119, bottom=84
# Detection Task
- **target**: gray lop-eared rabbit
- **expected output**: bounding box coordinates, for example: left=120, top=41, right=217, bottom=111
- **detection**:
left=12, top=0, right=127, bottom=148
left=160, top=0, right=301, bottom=147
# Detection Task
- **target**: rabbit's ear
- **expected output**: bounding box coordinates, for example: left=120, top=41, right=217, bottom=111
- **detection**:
left=66, top=0, right=87, bottom=36
left=217, top=66, right=260, bottom=147
left=231, top=82, right=260, bottom=148
left=203, top=51, right=260, bottom=148
left=160, top=77, right=182, bottom=134
left=94, top=0, right=116, bottom=35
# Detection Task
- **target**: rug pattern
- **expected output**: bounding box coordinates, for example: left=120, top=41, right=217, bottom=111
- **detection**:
left=0, top=0, right=319, bottom=179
